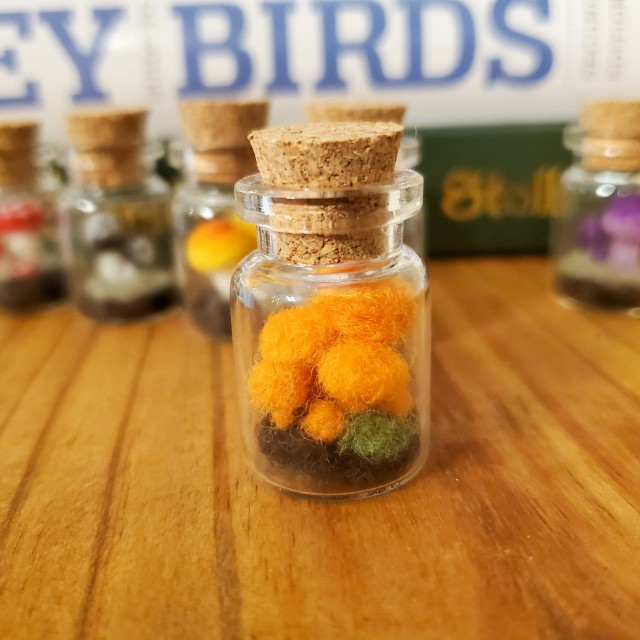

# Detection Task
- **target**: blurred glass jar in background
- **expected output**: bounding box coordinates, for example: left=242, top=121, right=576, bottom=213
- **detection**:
left=171, top=100, right=268, bottom=339
left=0, top=121, right=66, bottom=313
left=305, top=100, right=425, bottom=258
left=59, top=109, right=176, bottom=322
left=232, top=123, right=430, bottom=500
left=553, top=101, right=640, bottom=316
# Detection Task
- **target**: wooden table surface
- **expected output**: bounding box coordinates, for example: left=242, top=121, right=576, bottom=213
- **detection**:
left=0, top=257, right=639, bottom=640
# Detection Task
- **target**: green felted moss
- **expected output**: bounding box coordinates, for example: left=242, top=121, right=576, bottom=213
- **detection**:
left=337, top=411, right=418, bottom=463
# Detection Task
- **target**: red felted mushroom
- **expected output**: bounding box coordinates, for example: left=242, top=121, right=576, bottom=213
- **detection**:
left=0, top=201, right=43, bottom=234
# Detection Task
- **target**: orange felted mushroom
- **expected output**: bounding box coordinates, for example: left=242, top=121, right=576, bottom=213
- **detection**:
left=248, top=359, right=312, bottom=429
left=317, top=339, right=410, bottom=412
left=259, top=305, right=337, bottom=364
left=300, top=399, right=346, bottom=443
left=310, top=279, right=416, bottom=345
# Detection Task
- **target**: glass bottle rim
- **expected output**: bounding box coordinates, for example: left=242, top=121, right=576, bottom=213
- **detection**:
left=235, top=169, right=423, bottom=233
left=397, top=135, right=421, bottom=170
left=563, top=124, right=583, bottom=154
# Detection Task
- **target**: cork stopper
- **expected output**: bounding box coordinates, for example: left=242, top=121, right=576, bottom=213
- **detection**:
left=65, top=108, right=148, bottom=187
left=178, top=100, right=268, bottom=183
left=249, top=122, right=402, bottom=188
left=0, top=121, right=38, bottom=190
left=179, top=100, right=268, bottom=149
left=248, top=122, right=403, bottom=265
left=305, top=101, right=406, bottom=125
left=580, top=100, right=640, bottom=172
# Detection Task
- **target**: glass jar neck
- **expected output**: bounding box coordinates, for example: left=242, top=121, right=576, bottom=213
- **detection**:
left=67, top=141, right=160, bottom=189
left=0, top=151, right=37, bottom=194
left=565, top=125, right=640, bottom=173
left=235, top=170, right=423, bottom=267
left=255, top=223, right=404, bottom=267
left=169, top=139, right=257, bottom=186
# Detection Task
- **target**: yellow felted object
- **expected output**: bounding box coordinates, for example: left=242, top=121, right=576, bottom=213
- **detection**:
left=378, top=386, right=414, bottom=416
left=186, top=217, right=256, bottom=273
left=248, top=359, right=312, bottom=429
left=259, top=305, right=337, bottom=364
left=317, top=340, right=410, bottom=412
left=311, top=279, right=416, bottom=344
left=300, top=399, right=346, bottom=443
left=232, top=215, right=258, bottom=238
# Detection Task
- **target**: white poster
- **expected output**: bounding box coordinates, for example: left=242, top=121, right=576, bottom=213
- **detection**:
left=0, top=0, right=639, bottom=141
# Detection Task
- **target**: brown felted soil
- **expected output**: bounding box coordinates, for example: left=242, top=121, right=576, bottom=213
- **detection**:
left=184, top=285, right=231, bottom=339
left=257, top=416, right=419, bottom=484
left=555, top=274, right=640, bottom=311
left=0, top=269, right=67, bottom=313
left=77, top=286, right=177, bottom=322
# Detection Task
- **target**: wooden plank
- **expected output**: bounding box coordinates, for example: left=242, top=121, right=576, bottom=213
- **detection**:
left=0, top=259, right=638, bottom=639
left=429, top=275, right=640, bottom=639
left=513, top=257, right=640, bottom=354
left=0, top=314, right=24, bottom=353
left=79, top=319, right=223, bottom=640
left=0, top=313, right=95, bottom=524
left=0, top=309, right=74, bottom=435
left=0, top=322, right=151, bottom=639
left=468, top=258, right=640, bottom=401
left=432, top=260, right=640, bottom=495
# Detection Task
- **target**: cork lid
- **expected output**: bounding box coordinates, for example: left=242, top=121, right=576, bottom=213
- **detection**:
left=244, top=122, right=407, bottom=266
left=581, top=101, right=640, bottom=139
left=579, top=100, right=640, bottom=171
left=248, top=122, right=403, bottom=188
left=179, top=99, right=268, bottom=149
left=305, top=101, right=406, bottom=124
left=65, top=108, right=149, bottom=187
left=0, top=121, right=38, bottom=151
left=65, top=108, right=148, bottom=149
left=0, top=121, right=38, bottom=189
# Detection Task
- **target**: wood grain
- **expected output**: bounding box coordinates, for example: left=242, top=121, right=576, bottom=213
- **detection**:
left=0, top=257, right=639, bottom=640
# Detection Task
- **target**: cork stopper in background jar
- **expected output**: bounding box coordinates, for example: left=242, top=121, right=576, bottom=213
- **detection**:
left=65, top=108, right=148, bottom=188
left=0, top=121, right=38, bottom=190
left=178, top=100, right=268, bottom=184
left=305, top=101, right=406, bottom=125
left=248, top=122, right=403, bottom=265
left=304, top=100, right=420, bottom=170
left=580, top=100, right=640, bottom=172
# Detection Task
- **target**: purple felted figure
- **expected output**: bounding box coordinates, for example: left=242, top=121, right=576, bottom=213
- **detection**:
left=577, top=214, right=610, bottom=261
left=601, top=194, right=640, bottom=271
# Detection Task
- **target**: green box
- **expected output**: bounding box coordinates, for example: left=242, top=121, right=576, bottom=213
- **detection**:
left=416, top=123, right=572, bottom=256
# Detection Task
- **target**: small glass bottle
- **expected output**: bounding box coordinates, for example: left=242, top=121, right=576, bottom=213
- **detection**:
left=0, top=121, right=66, bottom=313
left=171, top=100, right=268, bottom=338
left=232, top=123, right=430, bottom=500
left=305, top=100, right=425, bottom=257
left=59, top=109, right=177, bottom=322
left=553, top=101, right=640, bottom=315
